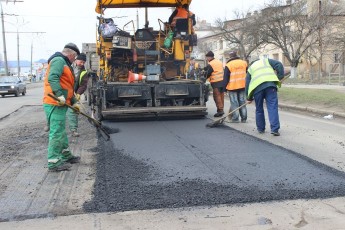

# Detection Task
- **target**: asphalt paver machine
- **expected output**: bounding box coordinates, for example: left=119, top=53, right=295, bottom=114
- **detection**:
left=87, top=0, right=208, bottom=120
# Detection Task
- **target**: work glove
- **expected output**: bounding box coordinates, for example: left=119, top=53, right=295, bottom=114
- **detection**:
left=57, top=95, right=66, bottom=106
left=72, top=103, right=80, bottom=113
left=75, top=93, right=81, bottom=101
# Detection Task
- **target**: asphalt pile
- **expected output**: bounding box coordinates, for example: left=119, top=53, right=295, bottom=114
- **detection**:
left=84, top=124, right=345, bottom=213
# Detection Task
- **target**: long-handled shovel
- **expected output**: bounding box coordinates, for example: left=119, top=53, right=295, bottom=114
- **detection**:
left=206, top=73, right=291, bottom=128
left=48, top=93, right=111, bottom=141
left=206, top=102, right=249, bottom=128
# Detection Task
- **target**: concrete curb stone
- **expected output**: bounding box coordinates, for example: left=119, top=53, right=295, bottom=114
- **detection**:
left=279, top=103, right=345, bottom=119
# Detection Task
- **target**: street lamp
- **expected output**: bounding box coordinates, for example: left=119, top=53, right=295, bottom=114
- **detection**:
left=30, top=32, right=45, bottom=75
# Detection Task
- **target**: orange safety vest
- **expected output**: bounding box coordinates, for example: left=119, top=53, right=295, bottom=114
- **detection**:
left=171, top=7, right=194, bottom=27
left=43, top=58, right=75, bottom=106
left=208, top=59, right=224, bottom=83
left=225, top=59, right=247, bottom=90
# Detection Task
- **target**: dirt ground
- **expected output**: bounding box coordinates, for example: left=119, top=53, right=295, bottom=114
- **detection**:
left=0, top=106, right=98, bottom=221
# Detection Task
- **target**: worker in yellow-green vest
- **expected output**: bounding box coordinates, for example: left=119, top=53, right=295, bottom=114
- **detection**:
left=245, top=58, right=284, bottom=136
left=67, top=53, right=90, bottom=137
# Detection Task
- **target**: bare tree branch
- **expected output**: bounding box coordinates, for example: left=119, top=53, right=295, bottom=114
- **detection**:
left=259, top=0, right=344, bottom=69
left=214, top=9, right=264, bottom=62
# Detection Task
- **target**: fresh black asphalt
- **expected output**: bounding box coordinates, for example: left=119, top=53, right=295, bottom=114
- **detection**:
left=84, top=119, right=345, bottom=212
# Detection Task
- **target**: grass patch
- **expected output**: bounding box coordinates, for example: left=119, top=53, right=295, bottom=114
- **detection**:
left=284, top=77, right=345, bottom=85
left=278, top=88, right=345, bottom=111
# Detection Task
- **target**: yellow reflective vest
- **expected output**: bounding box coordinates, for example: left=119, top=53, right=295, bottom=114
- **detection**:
left=79, top=70, right=87, bottom=84
left=247, top=58, right=280, bottom=98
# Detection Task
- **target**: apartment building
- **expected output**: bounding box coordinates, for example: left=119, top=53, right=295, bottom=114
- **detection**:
left=195, top=0, right=345, bottom=79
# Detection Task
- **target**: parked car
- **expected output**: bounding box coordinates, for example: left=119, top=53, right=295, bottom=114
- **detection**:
left=0, top=76, right=26, bottom=97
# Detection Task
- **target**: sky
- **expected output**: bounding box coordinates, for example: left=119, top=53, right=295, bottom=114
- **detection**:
left=0, top=0, right=266, bottom=62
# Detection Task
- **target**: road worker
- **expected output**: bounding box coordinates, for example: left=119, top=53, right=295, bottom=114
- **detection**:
left=67, top=53, right=90, bottom=137
left=187, top=57, right=201, bottom=80
left=245, top=58, right=284, bottom=136
left=43, top=43, right=81, bottom=172
left=204, top=51, right=225, bottom=117
left=223, top=50, right=248, bottom=123
left=168, top=3, right=196, bottom=31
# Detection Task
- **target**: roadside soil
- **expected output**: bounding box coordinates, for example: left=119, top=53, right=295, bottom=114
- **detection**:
left=0, top=105, right=98, bottom=221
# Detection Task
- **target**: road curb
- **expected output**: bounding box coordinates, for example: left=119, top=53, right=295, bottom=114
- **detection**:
left=279, top=103, right=345, bottom=119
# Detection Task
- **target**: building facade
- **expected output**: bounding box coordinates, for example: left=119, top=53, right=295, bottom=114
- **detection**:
left=195, top=0, right=345, bottom=79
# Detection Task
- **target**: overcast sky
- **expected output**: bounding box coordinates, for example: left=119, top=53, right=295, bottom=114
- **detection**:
left=0, top=0, right=266, bottom=61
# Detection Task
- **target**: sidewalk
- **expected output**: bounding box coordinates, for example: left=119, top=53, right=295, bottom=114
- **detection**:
left=2, top=197, right=345, bottom=230
left=279, top=102, right=345, bottom=119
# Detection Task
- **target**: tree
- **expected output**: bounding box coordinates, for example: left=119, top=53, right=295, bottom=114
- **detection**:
left=214, top=10, right=264, bottom=62
left=323, top=2, right=345, bottom=77
left=258, top=0, right=344, bottom=78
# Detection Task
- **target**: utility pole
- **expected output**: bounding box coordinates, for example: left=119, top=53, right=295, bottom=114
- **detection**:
left=29, top=32, right=45, bottom=75
left=6, top=31, right=45, bottom=76
left=0, top=3, right=8, bottom=74
left=136, top=9, right=139, bottom=30
left=318, top=0, right=322, bottom=80
left=0, top=0, right=23, bottom=75
left=30, top=40, right=32, bottom=74
left=16, top=28, right=19, bottom=75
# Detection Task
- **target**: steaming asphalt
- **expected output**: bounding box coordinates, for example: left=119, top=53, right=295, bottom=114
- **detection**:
left=84, top=118, right=345, bottom=212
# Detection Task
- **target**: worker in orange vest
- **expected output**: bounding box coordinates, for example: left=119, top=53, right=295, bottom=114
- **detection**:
left=43, top=43, right=81, bottom=172
left=204, top=51, right=225, bottom=117
left=223, top=51, right=248, bottom=123
left=168, top=4, right=196, bottom=28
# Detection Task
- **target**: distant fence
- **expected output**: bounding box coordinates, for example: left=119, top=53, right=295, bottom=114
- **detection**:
left=287, top=73, right=345, bottom=85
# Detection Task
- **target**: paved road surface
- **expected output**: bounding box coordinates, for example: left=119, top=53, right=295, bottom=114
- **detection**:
left=1, top=83, right=345, bottom=229
left=0, top=82, right=43, bottom=119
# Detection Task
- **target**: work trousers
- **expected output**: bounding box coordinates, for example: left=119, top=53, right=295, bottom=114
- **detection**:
left=253, top=87, right=280, bottom=132
left=212, top=87, right=224, bottom=113
left=67, top=107, right=79, bottom=131
left=43, top=104, right=73, bottom=169
left=228, top=89, right=247, bottom=122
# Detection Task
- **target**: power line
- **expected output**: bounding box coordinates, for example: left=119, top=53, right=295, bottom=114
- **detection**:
left=5, top=30, right=45, bottom=75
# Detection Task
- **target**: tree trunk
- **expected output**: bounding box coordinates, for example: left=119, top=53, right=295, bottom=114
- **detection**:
left=290, top=66, right=298, bottom=79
